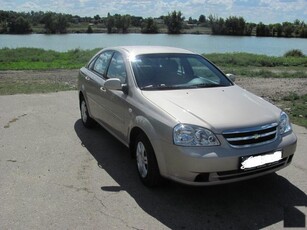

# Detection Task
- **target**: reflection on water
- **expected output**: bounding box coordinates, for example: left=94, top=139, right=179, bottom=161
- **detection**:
left=0, top=33, right=307, bottom=56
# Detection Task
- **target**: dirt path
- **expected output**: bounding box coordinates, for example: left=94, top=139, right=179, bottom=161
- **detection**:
left=236, top=77, right=307, bottom=101
left=1, top=69, right=307, bottom=101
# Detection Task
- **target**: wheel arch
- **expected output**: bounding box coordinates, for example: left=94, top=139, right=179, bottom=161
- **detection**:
left=129, top=127, right=146, bottom=158
left=128, top=116, right=167, bottom=176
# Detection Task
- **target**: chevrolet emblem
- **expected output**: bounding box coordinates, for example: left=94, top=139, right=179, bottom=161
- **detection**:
left=253, top=134, right=261, bottom=139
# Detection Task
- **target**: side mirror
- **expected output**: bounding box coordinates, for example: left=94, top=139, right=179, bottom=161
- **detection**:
left=103, top=78, right=122, bottom=91
left=226, top=73, right=236, bottom=82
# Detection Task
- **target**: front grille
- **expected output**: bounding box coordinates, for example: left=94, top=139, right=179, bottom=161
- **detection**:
left=223, top=123, right=278, bottom=148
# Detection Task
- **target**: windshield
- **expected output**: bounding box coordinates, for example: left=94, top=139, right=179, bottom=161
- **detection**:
left=131, top=54, right=233, bottom=90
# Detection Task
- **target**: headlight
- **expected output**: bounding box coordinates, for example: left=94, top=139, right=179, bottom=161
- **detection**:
left=173, top=124, right=220, bottom=146
left=279, top=111, right=292, bottom=135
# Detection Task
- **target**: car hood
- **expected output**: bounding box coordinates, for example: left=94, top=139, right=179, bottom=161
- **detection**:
left=141, top=85, right=281, bottom=133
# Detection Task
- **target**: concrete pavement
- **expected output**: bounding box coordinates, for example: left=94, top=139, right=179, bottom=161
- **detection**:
left=0, top=91, right=306, bottom=229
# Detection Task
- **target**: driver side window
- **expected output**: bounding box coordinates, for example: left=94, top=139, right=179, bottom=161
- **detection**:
left=92, top=51, right=113, bottom=76
left=107, top=52, right=127, bottom=83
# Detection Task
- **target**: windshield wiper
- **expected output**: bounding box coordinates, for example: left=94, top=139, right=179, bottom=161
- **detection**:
left=142, top=85, right=154, bottom=89
left=141, top=84, right=185, bottom=90
left=192, top=83, right=221, bottom=88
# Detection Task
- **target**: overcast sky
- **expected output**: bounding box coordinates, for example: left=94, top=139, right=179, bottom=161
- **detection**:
left=1, top=0, right=306, bottom=24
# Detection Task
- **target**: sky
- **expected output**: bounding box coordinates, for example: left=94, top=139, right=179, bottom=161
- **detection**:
left=1, top=0, right=306, bottom=24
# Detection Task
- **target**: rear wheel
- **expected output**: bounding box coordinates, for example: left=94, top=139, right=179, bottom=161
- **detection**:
left=80, top=97, right=95, bottom=128
left=135, top=133, right=161, bottom=187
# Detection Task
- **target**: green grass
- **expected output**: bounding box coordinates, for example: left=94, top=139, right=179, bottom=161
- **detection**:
left=203, top=52, right=307, bottom=78
left=1, top=48, right=306, bottom=71
left=205, top=52, right=307, bottom=68
left=0, top=48, right=100, bottom=70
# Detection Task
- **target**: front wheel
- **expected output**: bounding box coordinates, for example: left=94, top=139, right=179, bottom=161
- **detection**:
left=135, top=133, right=161, bottom=187
left=80, top=97, right=95, bottom=128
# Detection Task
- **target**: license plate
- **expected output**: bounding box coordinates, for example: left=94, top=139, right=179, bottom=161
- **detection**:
left=240, top=151, right=282, bottom=170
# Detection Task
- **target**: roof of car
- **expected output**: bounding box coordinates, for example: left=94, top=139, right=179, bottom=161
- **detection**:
left=106, top=46, right=196, bottom=56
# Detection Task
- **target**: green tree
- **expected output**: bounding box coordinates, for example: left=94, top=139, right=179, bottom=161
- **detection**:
left=111, top=14, right=131, bottom=33
left=86, top=25, right=93, bottom=33
left=114, top=14, right=122, bottom=32
left=211, top=17, right=225, bottom=35
left=141, top=17, right=158, bottom=33
left=94, top=14, right=100, bottom=24
left=56, top=14, right=69, bottom=33
left=208, top=14, right=217, bottom=26
left=244, top=23, right=254, bottom=36
left=164, top=11, right=185, bottom=34
left=225, top=16, right=245, bottom=35
left=41, top=12, right=69, bottom=34
left=300, top=27, right=307, bottom=38
left=9, top=16, right=32, bottom=34
left=121, top=14, right=131, bottom=33
left=198, top=14, right=206, bottom=24
left=41, top=12, right=55, bottom=33
left=272, top=23, right=282, bottom=37
left=256, top=22, right=270, bottom=36
left=282, top=22, right=294, bottom=37
left=131, top=16, right=143, bottom=27
left=0, top=21, right=8, bottom=33
left=188, top=17, right=197, bottom=24
left=105, top=13, right=114, bottom=33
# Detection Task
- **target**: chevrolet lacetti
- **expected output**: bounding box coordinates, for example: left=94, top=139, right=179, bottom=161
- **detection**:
left=78, top=46, right=297, bottom=187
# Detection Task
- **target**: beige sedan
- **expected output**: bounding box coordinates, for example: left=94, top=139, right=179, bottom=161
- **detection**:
left=78, top=46, right=297, bottom=186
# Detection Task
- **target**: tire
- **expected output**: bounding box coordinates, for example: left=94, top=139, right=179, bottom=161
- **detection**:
left=135, top=133, right=161, bottom=187
left=80, top=97, right=95, bottom=128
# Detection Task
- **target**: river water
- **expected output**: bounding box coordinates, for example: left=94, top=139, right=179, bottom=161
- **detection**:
left=0, top=34, right=306, bottom=56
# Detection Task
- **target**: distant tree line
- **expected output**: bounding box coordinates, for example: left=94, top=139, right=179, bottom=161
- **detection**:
left=0, top=10, right=306, bottom=38
left=206, top=15, right=253, bottom=36
left=256, top=20, right=307, bottom=38
left=0, top=10, right=71, bottom=34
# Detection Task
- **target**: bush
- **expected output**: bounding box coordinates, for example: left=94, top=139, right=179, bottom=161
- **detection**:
left=284, top=49, right=305, bottom=57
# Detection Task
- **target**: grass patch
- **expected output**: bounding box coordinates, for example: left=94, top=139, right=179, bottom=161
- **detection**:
left=205, top=52, right=307, bottom=68
left=0, top=48, right=100, bottom=70
left=0, top=48, right=306, bottom=72
left=278, top=93, right=307, bottom=128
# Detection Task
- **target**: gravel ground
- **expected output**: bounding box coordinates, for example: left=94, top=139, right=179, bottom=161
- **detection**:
left=1, top=69, right=306, bottom=101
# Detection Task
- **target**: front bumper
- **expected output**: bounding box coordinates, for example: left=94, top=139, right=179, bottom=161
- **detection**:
left=156, top=131, right=297, bottom=185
